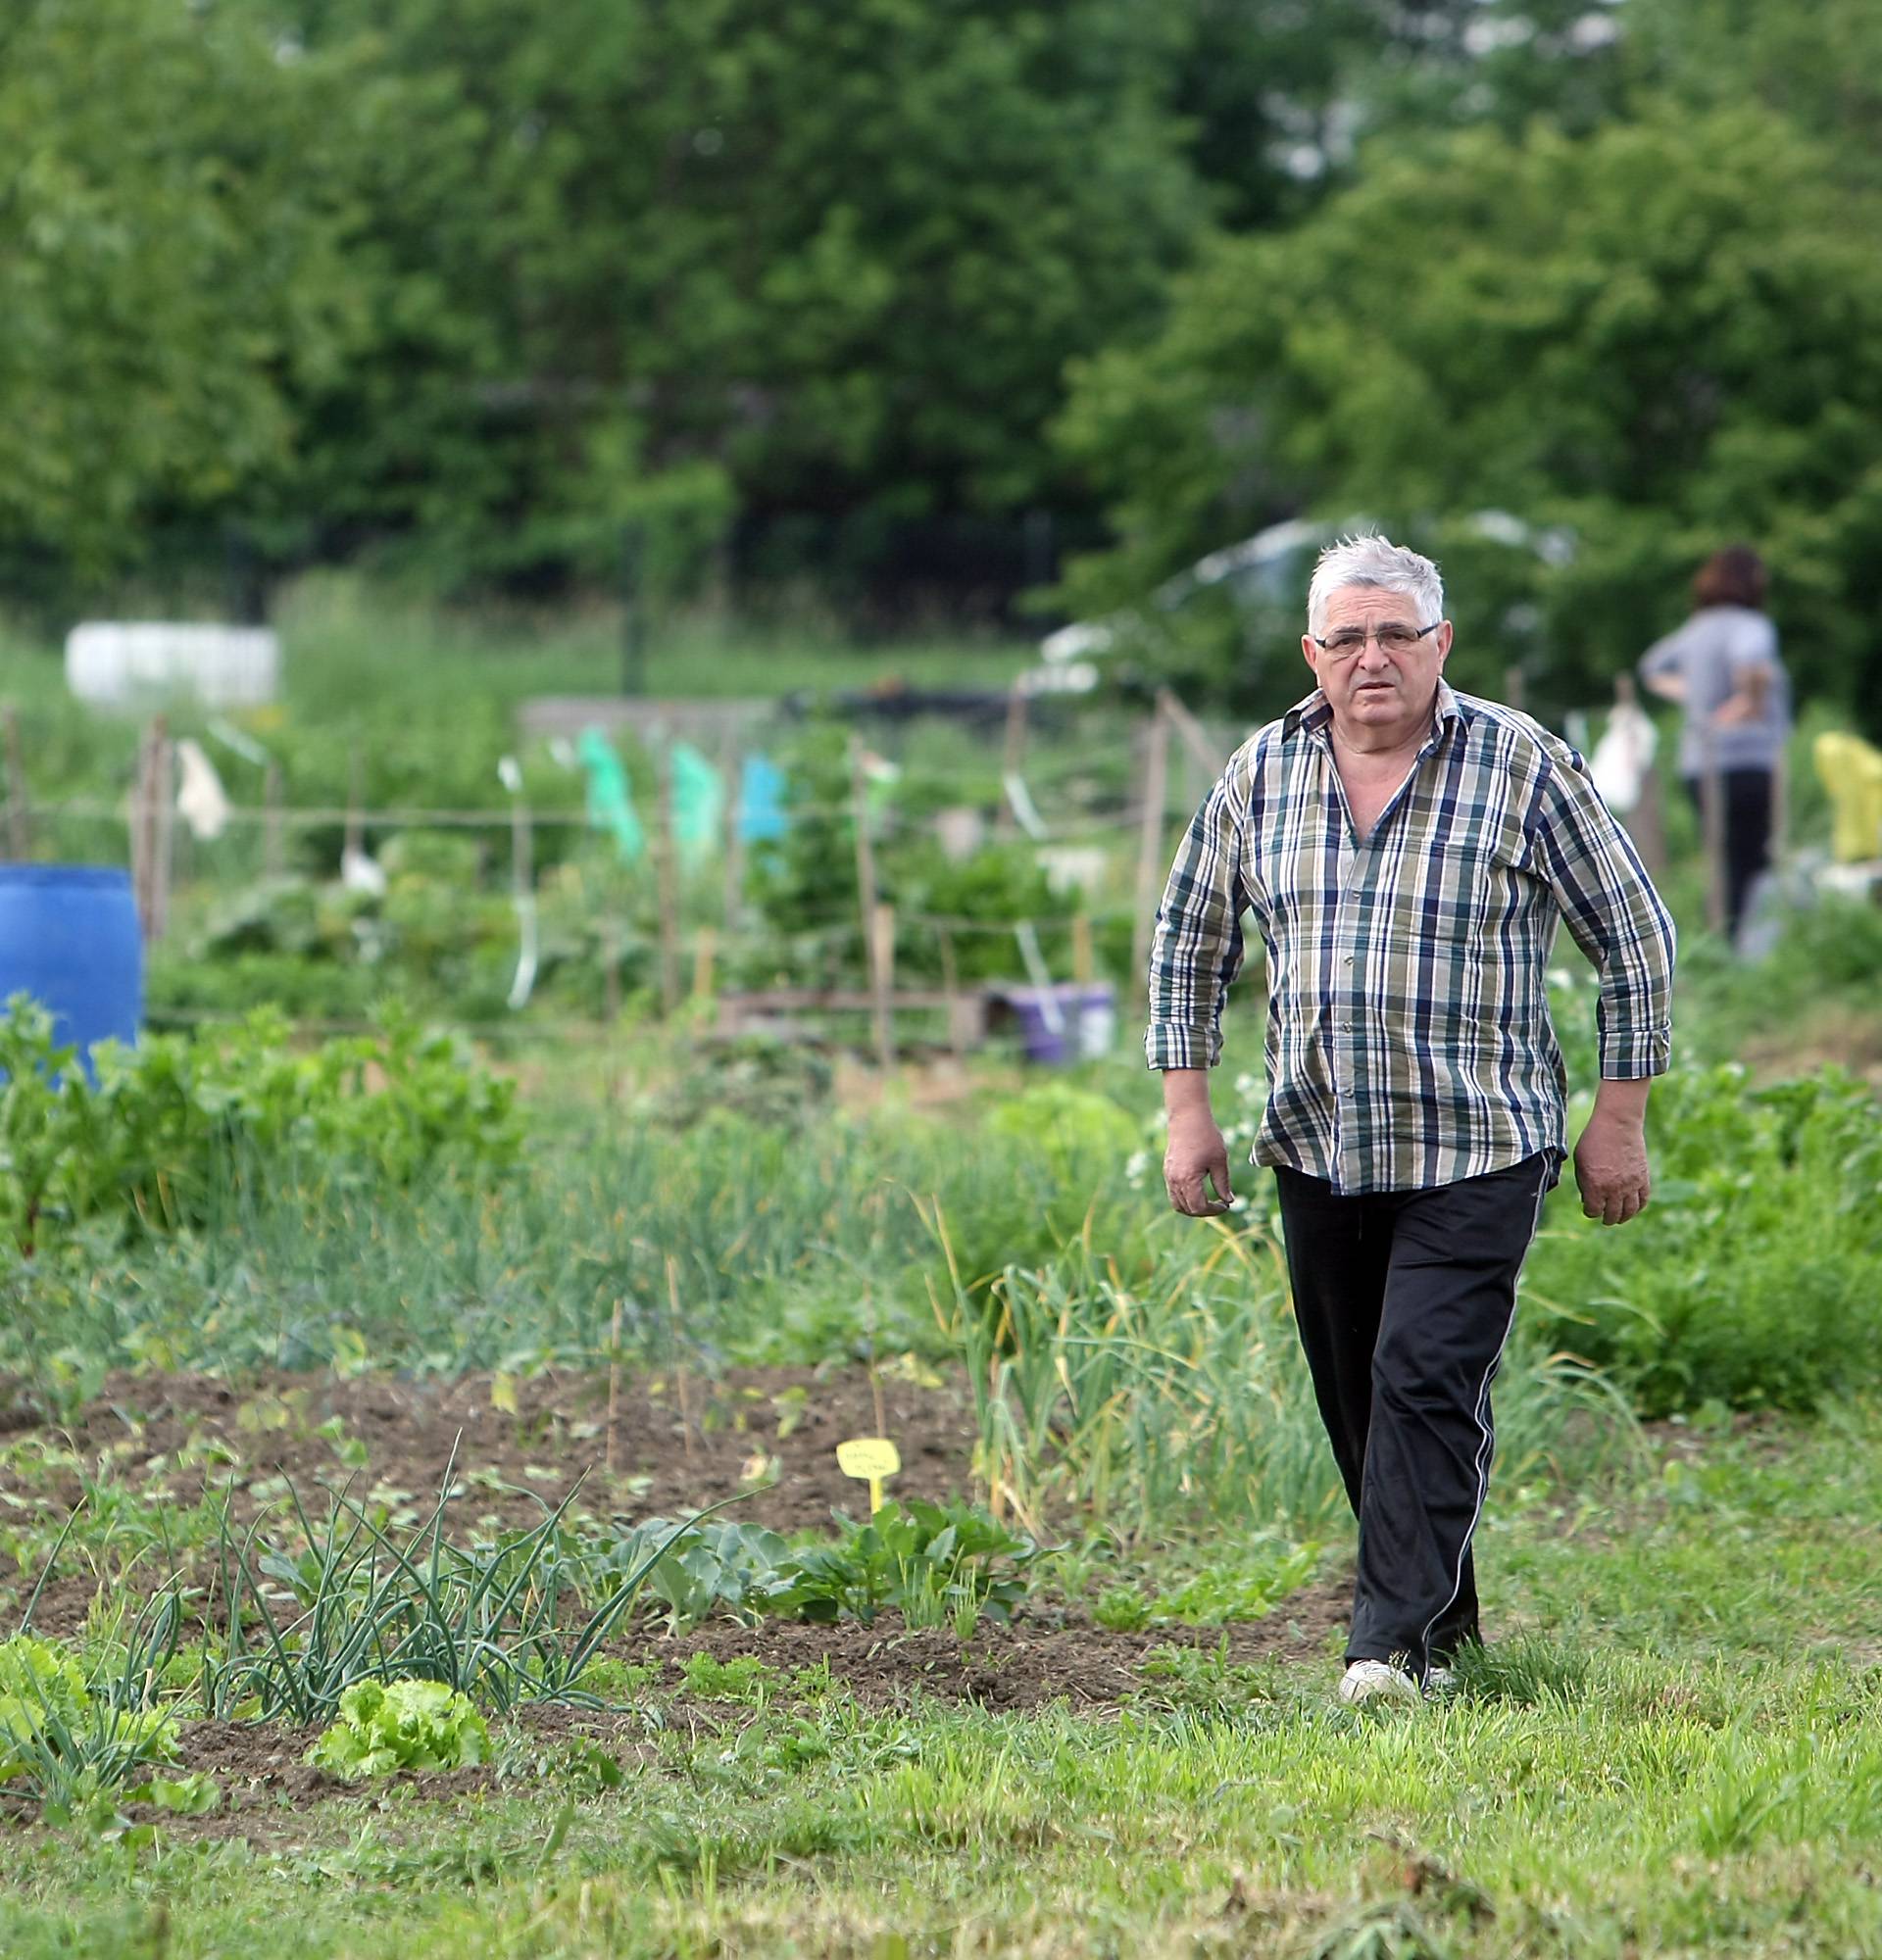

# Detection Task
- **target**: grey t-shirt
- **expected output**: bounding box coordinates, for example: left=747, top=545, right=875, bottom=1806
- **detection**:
left=1638, top=606, right=1790, bottom=776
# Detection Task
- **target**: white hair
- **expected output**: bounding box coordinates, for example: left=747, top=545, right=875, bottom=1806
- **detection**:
left=1307, top=534, right=1444, bottom=638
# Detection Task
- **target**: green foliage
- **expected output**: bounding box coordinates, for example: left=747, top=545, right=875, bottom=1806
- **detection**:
left=1138, top=1543, right=1324, bottom=1627
left=0, top=0, right=368, bottom=586
left=204, top=1470, right=694, bottom=1722
left=1526, top=1061, right=1882, bottom=1413
left=763, top=1500, right=1040, bottom=1631
left=591, top=1504, right=1038, bottom=1634
left=0, top=998, right=518, bottom=1250
left=306, top=1679, right=493, bottom=1780
left=1058, top=105, right=1882, bottom=721
left=0, top=1634, right=181, bottom=1819
left=678, top=1655, right=780, bottom=1706
left=600, top=1521, right=801, bottom=1634
left=135, top=0, right=1205, bottom=601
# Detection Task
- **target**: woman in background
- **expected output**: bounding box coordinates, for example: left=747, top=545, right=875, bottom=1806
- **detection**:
left=1639, top=545, right=1791, bottom=945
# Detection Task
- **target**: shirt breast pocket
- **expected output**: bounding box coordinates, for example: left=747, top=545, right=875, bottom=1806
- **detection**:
left=1428, top=821, right=1531, bottom=937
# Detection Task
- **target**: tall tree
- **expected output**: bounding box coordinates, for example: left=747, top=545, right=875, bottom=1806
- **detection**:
left=252, top=0, right=1207, bottom=594
left=1055, top=108, right=1882, bottom=719
left=0, top=0, right=367, bottom=591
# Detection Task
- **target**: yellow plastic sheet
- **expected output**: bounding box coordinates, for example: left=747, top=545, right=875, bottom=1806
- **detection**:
left=1813, top=731, right=1882, bottom=864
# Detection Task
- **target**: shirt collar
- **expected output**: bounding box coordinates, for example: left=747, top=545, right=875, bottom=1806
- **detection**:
left=1283, top=679, right=1463, bottom=745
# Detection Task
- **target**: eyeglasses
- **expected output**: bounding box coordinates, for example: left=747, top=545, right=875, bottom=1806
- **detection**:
left=1310, top=621, right=1442, bottom=659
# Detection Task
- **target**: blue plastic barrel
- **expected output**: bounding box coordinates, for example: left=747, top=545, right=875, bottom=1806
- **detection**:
left=0, top=866, right=143, bottom=1068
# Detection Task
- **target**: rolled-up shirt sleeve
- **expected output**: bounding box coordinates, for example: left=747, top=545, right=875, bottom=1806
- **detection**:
left=1527, top=743, right=1676, bottom=1078
left=1144, top=760, right=1250, bottom=1071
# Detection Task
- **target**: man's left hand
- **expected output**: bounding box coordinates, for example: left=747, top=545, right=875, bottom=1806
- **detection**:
left=1572, top=1109, right=1652, bottom=1226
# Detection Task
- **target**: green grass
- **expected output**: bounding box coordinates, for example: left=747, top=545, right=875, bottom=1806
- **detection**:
left=0, top=569, right=1033, bottom=716
left=0, top=1409, right=1876, bottom=1956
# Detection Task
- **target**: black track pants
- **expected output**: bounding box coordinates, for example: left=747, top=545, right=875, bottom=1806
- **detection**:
left=1682, top=769, right=1774, bottom=945
left=1273, top=1153, right=1551, bottom=1681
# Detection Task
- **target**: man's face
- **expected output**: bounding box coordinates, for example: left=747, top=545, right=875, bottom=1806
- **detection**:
left=1301, top=585, right=1452, bottom=747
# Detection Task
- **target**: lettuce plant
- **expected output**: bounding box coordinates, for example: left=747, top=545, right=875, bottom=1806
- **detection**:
left=306, top=1680, right=492, bottom=1779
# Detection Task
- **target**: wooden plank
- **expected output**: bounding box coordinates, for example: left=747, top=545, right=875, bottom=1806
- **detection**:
left=2, top=708, right=28, bottom=859
left=654, top=741, right=680, bottom=1014
left=1129, top=700, right=1172, bottom=986
left=851, top=740, right=894, bottom=1069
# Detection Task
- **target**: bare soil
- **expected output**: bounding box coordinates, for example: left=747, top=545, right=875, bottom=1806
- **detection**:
left=0, top=1359, right=980, bottom=1547
left=0, top=1362, right=1355, bottom=1837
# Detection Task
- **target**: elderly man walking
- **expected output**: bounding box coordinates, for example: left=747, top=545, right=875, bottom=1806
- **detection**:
left=1147, top=536, right=1675, bottom=1704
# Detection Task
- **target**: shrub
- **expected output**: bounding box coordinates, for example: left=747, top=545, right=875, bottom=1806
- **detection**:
left=0, top=997, right=519, bottom=1249
left=1525, top=1061, right=1882, bottom=1413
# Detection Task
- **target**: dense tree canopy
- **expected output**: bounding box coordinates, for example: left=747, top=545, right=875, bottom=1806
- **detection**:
left=233, top=0, right=1209, bottom=594
left=0, top=0, right=366, bottom=582
left=1056, top=107, right=1882, bottom=719
left=0, top=0, right=1876, bottom=712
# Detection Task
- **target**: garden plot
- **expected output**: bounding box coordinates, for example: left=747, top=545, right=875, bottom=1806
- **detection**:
left=0, top=1362, right=986, bottom=1544
left=0, top=1358, right=1352, bottom=1852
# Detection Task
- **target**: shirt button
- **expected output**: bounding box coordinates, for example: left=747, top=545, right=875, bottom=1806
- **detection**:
left=1343, top=955, right=1354, bottom=966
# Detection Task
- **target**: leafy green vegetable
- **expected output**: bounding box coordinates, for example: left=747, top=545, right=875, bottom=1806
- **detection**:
left=306, top=1680, right=492, bottom=1780
left=761, top=1500, right=1040, bottom=1630
left=0, top=1634, right=182, bottom=1811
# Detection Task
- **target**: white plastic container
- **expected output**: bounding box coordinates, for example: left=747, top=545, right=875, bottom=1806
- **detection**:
left=65, top=622, right=281, bottom=709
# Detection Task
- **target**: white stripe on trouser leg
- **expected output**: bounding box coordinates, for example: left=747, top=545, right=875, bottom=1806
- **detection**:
left=1418, top=1161, right=1552, bottom=1676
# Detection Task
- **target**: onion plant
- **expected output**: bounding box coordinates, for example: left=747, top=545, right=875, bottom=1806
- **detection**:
left=198, top=1450, right=707, bottom=1722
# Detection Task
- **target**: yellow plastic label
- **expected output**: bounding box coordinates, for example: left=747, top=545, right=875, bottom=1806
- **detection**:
left=836, top=1438, right=901, bottom=1480
left=836, top=1437, right=901, bottom=1512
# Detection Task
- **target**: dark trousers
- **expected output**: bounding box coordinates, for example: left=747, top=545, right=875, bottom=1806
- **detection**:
left=1273, top=1154, right=1550, bottom=1681
left=1684, top=769, right=1774, bottom=943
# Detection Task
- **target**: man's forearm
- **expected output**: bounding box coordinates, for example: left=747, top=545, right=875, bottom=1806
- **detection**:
left=1590, top=1075, right=1651, bottom=1125
left=1163, top=1066, right=1216, bottom=1124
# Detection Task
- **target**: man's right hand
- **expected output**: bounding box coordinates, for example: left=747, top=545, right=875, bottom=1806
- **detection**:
left=1164, top=1110, right=1234, bottom=1216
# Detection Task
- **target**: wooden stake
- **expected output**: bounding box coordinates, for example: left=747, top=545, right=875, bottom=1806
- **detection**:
left=603, top=917, right=623, bottom=1023
left=151, top=726, right=175, bottom=944
left=1772, top=741, right=1790, bottom=867
left=605, top=1299, right=623, bottom=1477
left=344, top=740, right=365, bottom=863
left=1070, top=912, right=1094, bottom=986
left=1159, top=687, right=1224, bottom=779
left=872, top=902, right=896, bottom=1037
left=667, top=1255, right=694, bottom=1462
left=1129, top=700, right=1172, bottom=985
left=1612, top=675, right=1666, bottom=880
left=691, top=924, right=718, bottom=1003
left=263, top=759, right=284, bottom=878
left=997, top=688, right=1029, bottom=838
left=654, top=741, right=680, bottom=1015
left=851, top=739, right=894, bottom=1070
left=1701, top=728, right=1727, bottom=939
left=938, top=926, right=967, bottom=1064
left=129, top=723, right=152, bottom=936
left=132, top=716, right=171, bottom=945
left=2, top=708, right=28, bottom=859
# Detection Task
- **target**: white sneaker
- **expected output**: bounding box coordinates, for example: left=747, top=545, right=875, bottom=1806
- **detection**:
left=1338, top=1659, right=1420, bottom=1706
left=1424, top=1664, right=1458, bottom=1697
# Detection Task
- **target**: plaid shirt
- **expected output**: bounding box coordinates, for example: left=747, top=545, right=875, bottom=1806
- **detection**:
left=1145, top=682, right=1676, bottom=1194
